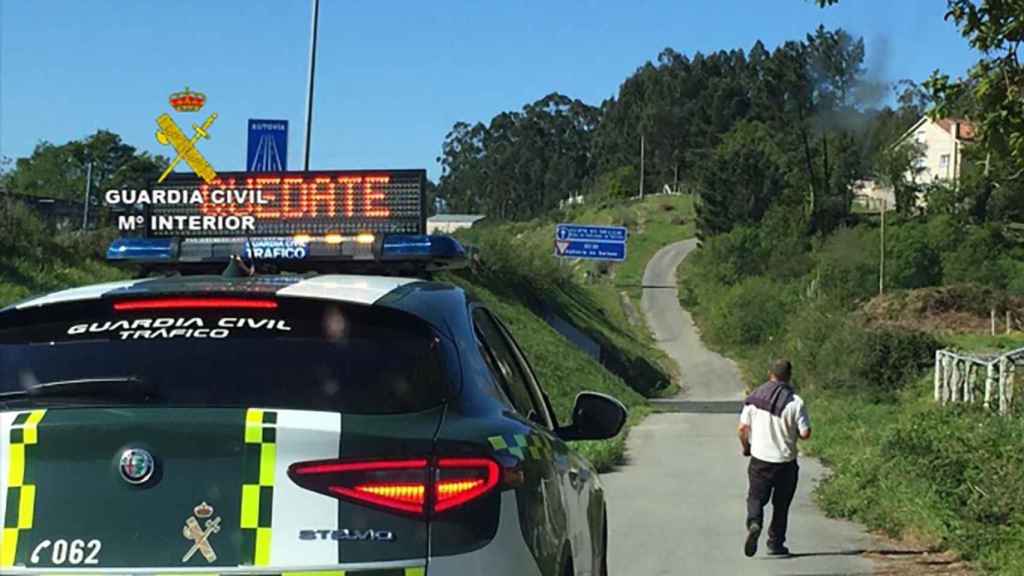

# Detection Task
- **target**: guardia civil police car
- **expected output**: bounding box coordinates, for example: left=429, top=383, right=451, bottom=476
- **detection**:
left=0, top=229, right=626, bottom=575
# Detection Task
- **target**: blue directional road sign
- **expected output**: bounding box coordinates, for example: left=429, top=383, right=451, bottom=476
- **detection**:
left=246, top=119, right=288, bottom=172
left=554, top=224, right=628, bottom=261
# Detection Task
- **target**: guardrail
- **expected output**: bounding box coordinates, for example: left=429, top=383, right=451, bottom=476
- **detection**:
left=934, top=347, right=1023, bottom=415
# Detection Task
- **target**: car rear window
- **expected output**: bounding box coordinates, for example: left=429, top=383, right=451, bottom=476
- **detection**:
left=0, top=298, right=449, bottom=414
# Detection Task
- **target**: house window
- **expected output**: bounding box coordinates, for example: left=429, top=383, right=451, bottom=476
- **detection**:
left=939, top=154, right=951, bottom=177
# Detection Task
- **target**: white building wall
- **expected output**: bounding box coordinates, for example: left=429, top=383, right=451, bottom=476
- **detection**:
left=908, top=119, right=965, bottom=184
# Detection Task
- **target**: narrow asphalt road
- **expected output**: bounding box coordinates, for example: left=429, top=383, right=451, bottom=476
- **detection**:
left=601, top=238, right=880, bottom=575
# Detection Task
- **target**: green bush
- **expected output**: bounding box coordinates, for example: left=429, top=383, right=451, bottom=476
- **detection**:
left=886, top=221, right=943, bottom=289
left=613, top=206, right=638, bottom=229
left=925, top=213, right=964, bottom=255
left=695, top=226, right=766, bottom=286
left=704, top=275, right=797, bottom=348
left=1008, top=261, right=1024, bottom=296
left=0, top=201, right=48, bottom=260
left=811, top=389, right=1024, bottom=573
left=593, top=166, right=637, bottom=202
left=457, top=225, right=573, bottom=306
left=779, top=304, right=939, bottom=392
left=814, top=226, right=879, bottom=306
left=942, top=224, right=1012, bottom=289
left=855, top=327, right=941, bottom=391
left=757, top=205, right=814, bottom=282
left=0, top=202, right=128, bottom=307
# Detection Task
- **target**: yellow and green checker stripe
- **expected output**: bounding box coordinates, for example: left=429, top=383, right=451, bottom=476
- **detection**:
left=241, top=408, right=277, bottom=566
left=2, top=410, right=46, bottom=568
left=487, top=432, right=553, bottom=461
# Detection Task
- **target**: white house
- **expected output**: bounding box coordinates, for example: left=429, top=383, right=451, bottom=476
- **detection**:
left=426, top=214, right=486, bottom=234
left=854, top=116, right=976, bottom=210
left=898, top=116, right=976, bottom=184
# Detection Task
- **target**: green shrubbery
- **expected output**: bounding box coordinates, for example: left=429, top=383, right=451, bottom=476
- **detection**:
left=455, top=221, right=574, bottom=307
left=886, top=221, right=943, bottom=289
left=814, top=226, right=879, bottom=306
left=0, top=202, right=126, bottom=306
left=942, top=224, right=1019, bottom=289
left=810, top=384, right=1024, bottom=572
left=704, top=276, right=798, bottom=348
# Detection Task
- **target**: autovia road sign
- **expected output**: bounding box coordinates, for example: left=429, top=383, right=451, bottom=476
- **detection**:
left=554, top=224, right=628, bottom=261
left=246, top=119, right=288, bottom=172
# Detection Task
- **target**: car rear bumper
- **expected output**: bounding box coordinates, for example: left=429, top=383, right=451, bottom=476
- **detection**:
left=3, top=495, right=541, bottom=576
left=427, top=491, right=543, bottom=576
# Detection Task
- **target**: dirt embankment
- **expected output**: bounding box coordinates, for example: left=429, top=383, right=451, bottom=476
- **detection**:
left=861, top=284, right=1024, bottom=335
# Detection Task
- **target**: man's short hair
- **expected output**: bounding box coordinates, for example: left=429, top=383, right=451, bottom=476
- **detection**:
left=770, top=359, right=792, bottom=382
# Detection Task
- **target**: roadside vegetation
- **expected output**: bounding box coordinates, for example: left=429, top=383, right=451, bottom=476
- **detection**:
left=0, top=202, right=127, bottom=305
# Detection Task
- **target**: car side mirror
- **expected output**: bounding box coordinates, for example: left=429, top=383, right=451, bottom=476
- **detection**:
left=558, top=392, right=628, bottom=441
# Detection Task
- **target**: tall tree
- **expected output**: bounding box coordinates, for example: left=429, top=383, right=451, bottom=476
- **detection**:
left=5, top=130, right=168, bottom=200
left=695, top=121, right=787, bottom=240
left=437, top=93, right=598, bottom=219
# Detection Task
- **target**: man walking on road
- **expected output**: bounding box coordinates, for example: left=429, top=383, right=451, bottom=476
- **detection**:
left=738, top=359, right=812, bottom=558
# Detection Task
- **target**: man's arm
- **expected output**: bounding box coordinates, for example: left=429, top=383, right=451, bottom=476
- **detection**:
left=738, top=424, right=752, bottom=456
left=738, top=405, right=753, bottom=456
left=797, top=401, right=811, bottom=440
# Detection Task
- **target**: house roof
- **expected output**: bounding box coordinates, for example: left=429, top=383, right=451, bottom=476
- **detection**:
left=427, top=214, right=486, bottom=224
left=936, top=117, right=976, bottom=141
left=897, top=116, right=977, bottom=145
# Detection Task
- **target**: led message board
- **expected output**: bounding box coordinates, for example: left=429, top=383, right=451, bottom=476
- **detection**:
left=149, top=169, right=426, bottom=237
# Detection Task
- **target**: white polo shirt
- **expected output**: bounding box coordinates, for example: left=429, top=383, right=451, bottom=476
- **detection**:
left=739, top=394, right=811, bottom=463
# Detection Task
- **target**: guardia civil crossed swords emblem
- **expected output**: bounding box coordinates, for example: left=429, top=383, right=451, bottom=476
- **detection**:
left=156, top=86, right=219, bottom=184
left=182, top=501, right=222, bottom=564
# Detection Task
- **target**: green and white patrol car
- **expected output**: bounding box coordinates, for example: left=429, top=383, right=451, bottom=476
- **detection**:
left=0, top=233, right=626, bottom=576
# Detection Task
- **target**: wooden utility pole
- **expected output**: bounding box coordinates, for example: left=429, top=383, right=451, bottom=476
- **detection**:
left=638, top=135, right=645, bottom=200
left=879, top=197, right=886, bottom=296
left=82, top=161, right=93, bottom=230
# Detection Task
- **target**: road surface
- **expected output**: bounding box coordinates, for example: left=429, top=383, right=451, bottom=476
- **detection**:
left=601, top=238, right=881, bottom=575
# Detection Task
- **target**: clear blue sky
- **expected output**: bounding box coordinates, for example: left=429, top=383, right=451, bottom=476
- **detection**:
left=1, top=0, right=978, bottom=182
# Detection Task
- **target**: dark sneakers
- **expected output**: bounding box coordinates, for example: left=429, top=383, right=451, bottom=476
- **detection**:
left=744, top=523, right=761, bottom=557
left=766, top=542, right=791, bottom=556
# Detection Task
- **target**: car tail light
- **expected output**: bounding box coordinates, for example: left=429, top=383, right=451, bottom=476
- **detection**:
left=113, top=297, right=278, bottom=311
left=289, top=458, right=501, bottom=516
left=435, top=458, right=500, bottom=512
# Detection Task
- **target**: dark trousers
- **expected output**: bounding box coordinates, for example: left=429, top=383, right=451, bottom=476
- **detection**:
left=746, top=457, right=799, bottom=546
